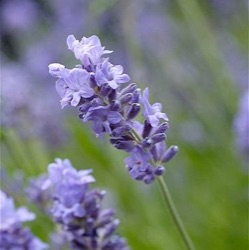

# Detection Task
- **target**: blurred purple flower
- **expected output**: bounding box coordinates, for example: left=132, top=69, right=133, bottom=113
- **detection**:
left=26, top=174, right=52, bottom=213
left=1, top=0, right=38, bottom=33
left=0, top=190, right=47, bottom=249
left=1, top=62, right=66, bottom=146
left=48, top=158, right=95, bottom=207
left=234, top=89, right=249, bottom=159
left=0, top=190, right=35, bottom=231
left=46, top=158, right=129, bottom=250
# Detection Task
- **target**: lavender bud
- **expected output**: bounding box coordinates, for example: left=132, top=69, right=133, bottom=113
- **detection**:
left=100, top=84, right=112, bottom=97
left=153, top=122, right=169, bottom=135
left=110, top=138, right=135, bottom=151
left=97, top=209, right=115, bottom=227
left=142, top=138, right=153, bottom=148
left=89, top=73, right=97, bottom=88
left=142, top=120, right=153, bottom=138
left=161, top=145, right=179, bottom=163
left=102, top=219, right=120, bottom=239
left=127, top=103, right=140, bottom=120
left=143, top=175, right=155, bottom=184
left=119, top=93, right=133, bottom=105
left=150, top=133, right=166, bottom=144
left=132, top=89, right=140, bottom=103
left=111, top=100, right=121, bottom=111
left=120, top=83, right=137, bottom=95
left=108, top=89, right=117, bottom=102
left=112, top=124, right=131, bottom=137
left=154, top=166, right=166, bottom=176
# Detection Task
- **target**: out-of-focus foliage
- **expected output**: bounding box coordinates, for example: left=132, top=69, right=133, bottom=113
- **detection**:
left=1, top=0, right=248, bottom=249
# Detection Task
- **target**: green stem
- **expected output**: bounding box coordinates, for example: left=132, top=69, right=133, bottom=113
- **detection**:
left=157, top=176, right=195, bottom=250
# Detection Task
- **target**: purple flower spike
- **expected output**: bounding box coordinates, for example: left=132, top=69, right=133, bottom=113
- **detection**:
left=0, top=190, right=35, bottom=231
left=0, top=190, right=47, bottom=250
left=140, top=88, right=168, bottom=127
left=49, top=34, right=178, bottom=184
left=45, top=159, right=130, bottom=250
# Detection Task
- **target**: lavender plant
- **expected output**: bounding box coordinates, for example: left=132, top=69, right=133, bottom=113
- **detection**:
left=28, top=158, right=129, bottom=250
left=0, top=190, right=47, bottom=250
left=48, top=35, right=195, bottom=249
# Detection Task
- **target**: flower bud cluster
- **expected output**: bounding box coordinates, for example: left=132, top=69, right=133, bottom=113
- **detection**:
left=0, top=190, right=47, bottom=250
left=49, top=35, right=178, bottom=184
left=46, top=158, right=129, bottom=250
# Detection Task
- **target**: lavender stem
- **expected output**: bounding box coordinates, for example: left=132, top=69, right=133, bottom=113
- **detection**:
left=156, top=176, right=195, bottom=250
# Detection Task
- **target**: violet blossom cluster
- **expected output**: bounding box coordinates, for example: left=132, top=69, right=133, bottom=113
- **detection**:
left=49, top=35, right=178, bottom=184
left=45, top=158, right=129, bottom=250
left=0, top=190, right=47, bottom=250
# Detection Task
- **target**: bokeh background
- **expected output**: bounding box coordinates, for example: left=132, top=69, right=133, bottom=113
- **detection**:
left=1, top=0, right=248, bottom=249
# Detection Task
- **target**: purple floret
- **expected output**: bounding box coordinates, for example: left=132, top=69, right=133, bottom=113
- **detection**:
left=67, top=35, right=112, bottom=68
left=140, top=88, right=168, bottom=127
left=95, top=59, right=130, bottom=89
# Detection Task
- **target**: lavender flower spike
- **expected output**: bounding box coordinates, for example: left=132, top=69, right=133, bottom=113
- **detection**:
left=0, top=190, right=47, bottom=249
left=47, top=158, right=129, bottom=250
left=49, top=34, right=177, bottom=184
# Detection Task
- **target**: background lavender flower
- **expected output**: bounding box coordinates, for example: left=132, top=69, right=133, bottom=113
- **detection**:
left=49, top=34, right=177, bottom=184
left=0, top=190, right=47, bottom=250
left=1, top=61, right=66, bottom=147
left=234, top=89, right=249, bottom=161
left=26, top=174, right=52, bottom=214
left=45, top=158, right=129, bottom=250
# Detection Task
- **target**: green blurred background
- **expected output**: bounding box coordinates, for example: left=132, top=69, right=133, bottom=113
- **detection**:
left=1, top=0, right=248, bottom=249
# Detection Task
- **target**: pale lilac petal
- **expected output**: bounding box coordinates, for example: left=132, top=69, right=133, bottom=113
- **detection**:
left=148, top=115, right=159, bottom=127
left=55, top=79, right=67, bottom=98
left=152, top=102, right=162, bottom=112
left=108, top=79, right=119, bottom=89
left=115, top=74, right=130, bottom=83
left=111, top=65, right=123, bottom=75
left=71, top=92, right=81, bottom=106
left=67, top=34, right=77, bottom=50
